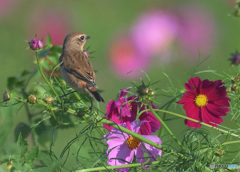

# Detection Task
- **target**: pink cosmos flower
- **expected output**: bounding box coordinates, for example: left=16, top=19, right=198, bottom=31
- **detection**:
left=103, top=88, right=161, bottom=135
left=131, top=10, right=178, bottom=57
left=104, top=120, right=162, bottom=171
left=177, top=77, right=230, bottom=128
left=109, top=34, right=149, bottom=78
left=29, top=39, right=43, bottom=50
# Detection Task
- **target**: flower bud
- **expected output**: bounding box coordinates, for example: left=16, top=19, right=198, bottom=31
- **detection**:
left=233, top=8, right=240, bottom=17
left=83, top=50, right=90, bottom=58
left=28, top=94, right=37, bottom=104
left=29, top=39, right=43, bottom=50
left=137, top=85, right=149, bottom=96
left=3, top=91, right=10, bottom=102
left=142, top=97, right=150, bottom=104
left=7, top=161, right=13, bottom=170
left=231, top=85, right=237, bottom=91
left=215, top=149, right=224, bottom=157
left=234, top=76, right=240, bottom=82
left=230, top=52, right=240, bottom=65
left=60, top=80, right=66, bottom=86
left=148, top=90, right=155, bottom=96
left=44, top=97, right=54, bottom=103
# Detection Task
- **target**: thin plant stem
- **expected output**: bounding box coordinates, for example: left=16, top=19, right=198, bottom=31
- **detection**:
left=76, top=160, right=161, bottom=172
left=222, top=140, right=240, bottom=146
left=35, top=51, right=61, bottom=103
left=148, top=105, right=186, bottom=152
left=138, top=109, right=240, bottom=139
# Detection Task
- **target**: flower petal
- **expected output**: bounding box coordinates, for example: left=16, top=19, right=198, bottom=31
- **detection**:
left=183, top=102, right=202, bottom=128
left=107, top=143, right=134, bottom=166
left=201, top=107, right=222, bottom=127
left=135, top=147, right=145, bottom=163
left=140, top=135, right=162, bottom=161
left=184, top=77, right=201, bottom=93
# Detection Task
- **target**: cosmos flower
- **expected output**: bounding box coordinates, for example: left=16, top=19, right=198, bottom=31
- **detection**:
left=104, top=120, right=162, bottom=171
left=103, top=88, right=161, bottom=135
left=109, top=34, right=149, bottom=78
left=177, top=77, right=230, bottom=128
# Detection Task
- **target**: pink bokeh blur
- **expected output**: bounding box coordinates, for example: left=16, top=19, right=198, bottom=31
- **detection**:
left=0, top=0, right=19, bottom=19
left=109, top=4, right=217, bottom=78
left=131, top=10, right=179, bottom=57
left=176, top=4, right=217, bottom=58
left=28, top=9, right=71, bottom=45
left=109, top=34, right=149, bottom=78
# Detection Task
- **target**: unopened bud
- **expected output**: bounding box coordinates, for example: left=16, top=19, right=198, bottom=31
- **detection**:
left=142, top=97, right=150, bottom=104
left=148, top=90, right=155, bottom=96
left=215, top=149, right=224, bottom=157
left=44, top=97, right=54, bottom=103
left=230, top=52, right=240, bottom=65
left=83, top=50, right=90, bottom=58
left=138, top=85, right=149, bottom=96
left=231, top=85, right=237, bottom=91
left=28, top=94, right=37, bottom=104
left=29, top=39, right=43, bottom=50
left=7, top=161, right=13, bottom=170
left=234, top=76, right=240, bottom=82
left=3, top=91, right=10, bottom=102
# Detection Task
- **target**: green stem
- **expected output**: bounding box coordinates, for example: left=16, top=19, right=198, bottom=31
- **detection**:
left=138, top=109, right=240, bottom=139
left=148, top=105, right=186, bottom=152
left=102, top=119, right=187, bottom=160
left=159, top=93, right=183, bottom=109
left=76, top=160, right=161, bottom=172
left=35, top=51, right=61, bottom=103
left=222, top=140, right=240, bottom=146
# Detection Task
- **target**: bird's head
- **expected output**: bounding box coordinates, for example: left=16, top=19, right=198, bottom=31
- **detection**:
left=63, top=32, right=90, bottom=51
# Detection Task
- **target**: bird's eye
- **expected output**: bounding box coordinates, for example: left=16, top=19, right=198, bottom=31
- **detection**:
left=79, top=36, right=85, bottom=41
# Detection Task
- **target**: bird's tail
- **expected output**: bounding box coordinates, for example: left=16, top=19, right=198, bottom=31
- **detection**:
left=90, top=90, right=105, bottom=102
left=86, top=83, right=104, bottom=102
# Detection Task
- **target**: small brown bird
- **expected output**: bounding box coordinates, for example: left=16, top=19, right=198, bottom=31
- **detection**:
left=59, top=32, right=104, bottom=102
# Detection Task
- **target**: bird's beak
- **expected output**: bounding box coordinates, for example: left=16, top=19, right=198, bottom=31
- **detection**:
left=86, top=35, right=91, bottom=39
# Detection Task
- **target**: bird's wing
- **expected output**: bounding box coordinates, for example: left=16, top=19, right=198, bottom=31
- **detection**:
left=63, top=51, right=95, bottom=84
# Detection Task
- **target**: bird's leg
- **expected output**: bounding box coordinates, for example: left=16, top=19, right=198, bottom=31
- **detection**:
left=60, top=90, right=77, bottom=98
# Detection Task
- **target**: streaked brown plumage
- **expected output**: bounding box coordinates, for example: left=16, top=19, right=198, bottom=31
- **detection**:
left=59, top=32, right=104, bottom=102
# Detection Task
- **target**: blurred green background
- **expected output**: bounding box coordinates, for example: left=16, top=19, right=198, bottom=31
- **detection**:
left=0, top=0, right=239, bottom=170
left=0, top=0, right=239, bottom=100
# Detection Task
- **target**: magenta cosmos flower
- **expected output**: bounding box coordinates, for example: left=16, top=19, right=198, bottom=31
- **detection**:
left=177, top=77, right=230, bottom=128
left=104, top=120, right=162, bottom=171
left=103, top=88, right=161, bottom=135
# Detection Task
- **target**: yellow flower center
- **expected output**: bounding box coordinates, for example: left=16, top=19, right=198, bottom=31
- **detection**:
left=126, top=136, right=141, bottom=149
left=128, top=102, right=132, bottom=111
left=195, top=94, right=208, bottom=107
